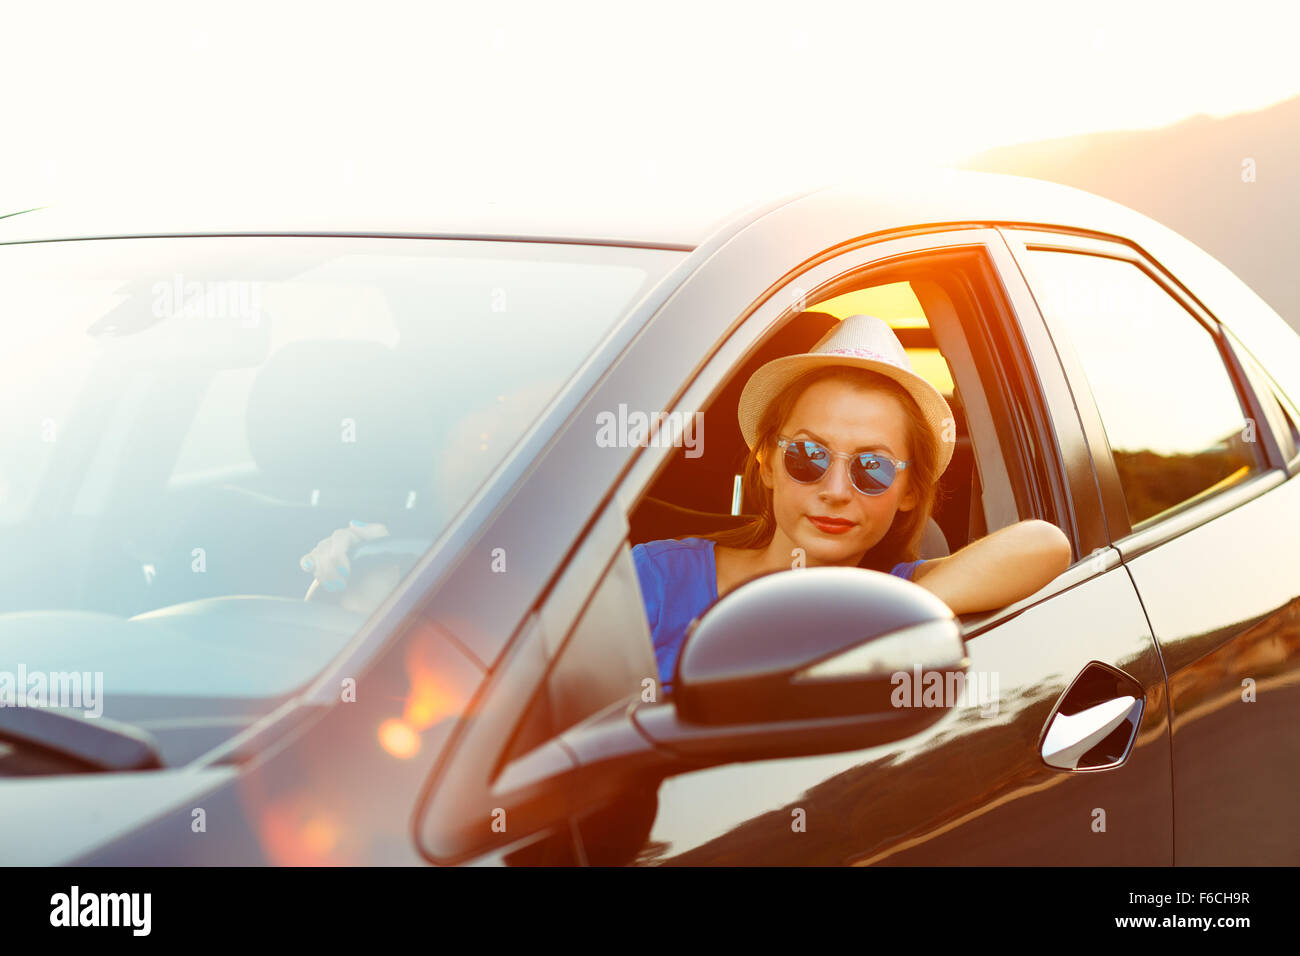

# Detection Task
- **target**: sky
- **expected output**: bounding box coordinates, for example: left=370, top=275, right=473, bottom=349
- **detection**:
left=4, top=0, right=1300, bottom=215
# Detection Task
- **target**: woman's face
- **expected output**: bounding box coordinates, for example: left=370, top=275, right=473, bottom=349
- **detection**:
left=759, top=377, right=918, bottom=567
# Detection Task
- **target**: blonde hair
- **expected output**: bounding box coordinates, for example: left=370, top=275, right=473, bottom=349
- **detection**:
left=699, top=365, right=942, bottom=571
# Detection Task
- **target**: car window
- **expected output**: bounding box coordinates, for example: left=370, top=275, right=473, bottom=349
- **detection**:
left=630, top=245, right=1043, bottom=571
left=1023, top=250, right=1262, bottom=530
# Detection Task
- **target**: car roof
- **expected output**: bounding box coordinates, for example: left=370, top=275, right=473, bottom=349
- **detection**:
left=0, top=188, right=765, bottom=249
left=0, top=168, right=1192, bottom=248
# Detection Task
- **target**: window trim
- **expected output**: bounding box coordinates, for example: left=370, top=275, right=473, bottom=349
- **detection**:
left=980, top=236, right=1107, bottom=555
left=1223, top=327, right=1300, bottom=476
left=1116, top=468, right=1285, bottom=558
left=1003, top=228, right=1282, bottom=559
left=1278, top=393, right=1300, bottom=473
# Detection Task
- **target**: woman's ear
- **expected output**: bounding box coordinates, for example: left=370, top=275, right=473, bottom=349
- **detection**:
left=897, top=472, right=918, bottom=512
left=758, top=447, right=774, bottom=490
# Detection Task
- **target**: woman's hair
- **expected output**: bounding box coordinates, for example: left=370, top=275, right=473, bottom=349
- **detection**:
left=698, top=365, right=943, bottom=572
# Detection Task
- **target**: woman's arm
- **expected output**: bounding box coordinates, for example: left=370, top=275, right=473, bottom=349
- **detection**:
left=910, top=519, right=1072, bottom=615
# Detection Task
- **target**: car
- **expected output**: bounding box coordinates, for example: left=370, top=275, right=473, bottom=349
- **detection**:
left=1, top=169, right=1298, bottom=866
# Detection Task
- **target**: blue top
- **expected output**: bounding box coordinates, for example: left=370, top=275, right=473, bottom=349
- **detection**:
left=631, top=536, right=925, bottom=695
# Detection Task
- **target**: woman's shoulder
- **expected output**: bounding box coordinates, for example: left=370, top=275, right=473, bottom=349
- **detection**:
left=631, top=538, right=718, bottom=633
left=633, top=536, right=715, bottom=558
left=631, top=537, right=716, bottom=583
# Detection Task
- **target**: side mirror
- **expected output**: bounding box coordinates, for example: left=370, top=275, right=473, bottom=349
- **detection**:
left=466, top=568, right=968, bottom=861
left=635, top=566, right=968, bottom=760
left=677, top=565, right=964, bottom=722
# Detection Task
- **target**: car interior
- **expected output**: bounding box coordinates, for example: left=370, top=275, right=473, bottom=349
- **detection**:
left=627, top=253, right=1027, bottom=573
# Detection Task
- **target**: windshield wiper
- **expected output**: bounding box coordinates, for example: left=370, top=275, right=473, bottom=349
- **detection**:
left=0, top=697, right=164, bottom=771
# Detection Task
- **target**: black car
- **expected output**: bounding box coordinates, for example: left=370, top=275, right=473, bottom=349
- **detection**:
left=2, top=170, right=1298, bottom=865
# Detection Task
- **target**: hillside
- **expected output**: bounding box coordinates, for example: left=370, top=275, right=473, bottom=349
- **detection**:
left=963, top=96, right=1300, bottom=334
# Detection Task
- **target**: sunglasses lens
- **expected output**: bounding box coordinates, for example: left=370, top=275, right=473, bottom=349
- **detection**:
left=782, top=440, right=900, bottom=495
left=851, top=454, right=896, bottom=495
left=783, top=440, right=830, bottom=483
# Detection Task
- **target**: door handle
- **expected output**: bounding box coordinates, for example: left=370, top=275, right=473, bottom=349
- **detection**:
left=1041, top=696, right=1140, bottom=770
left=1040, top=661, right=1145, bottom=771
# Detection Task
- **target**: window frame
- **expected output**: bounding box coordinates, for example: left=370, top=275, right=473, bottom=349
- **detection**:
left=1002, top=227, right=1288, bottom=559
left=617, top=232, right=1068, bottom=544
left=616, top=229, right=1113, bottom=642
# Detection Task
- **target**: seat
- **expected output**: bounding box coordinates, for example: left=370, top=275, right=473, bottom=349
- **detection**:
left=919, top=516, right=950, bottom=558
left=628, top=497, right=753, bottom=545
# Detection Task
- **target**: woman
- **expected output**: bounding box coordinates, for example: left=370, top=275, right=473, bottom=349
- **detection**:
left=630, top=313, right=1072, bottom=694
left=301, top=314, right=1071, bottom=694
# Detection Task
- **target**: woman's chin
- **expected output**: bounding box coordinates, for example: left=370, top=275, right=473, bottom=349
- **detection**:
left=793, top=535, right=863, bottom=567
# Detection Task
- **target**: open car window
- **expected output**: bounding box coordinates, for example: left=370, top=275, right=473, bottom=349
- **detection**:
left=629, top=247, right=1045, bottom=561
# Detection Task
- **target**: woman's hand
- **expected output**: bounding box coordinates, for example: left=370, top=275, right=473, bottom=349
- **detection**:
left=299, top=520, right=390, bottom=593
left=910, top=519, right=1072, bottom=615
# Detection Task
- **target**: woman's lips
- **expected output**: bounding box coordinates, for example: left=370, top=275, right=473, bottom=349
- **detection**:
left=808, top=515, right=855, bottom=535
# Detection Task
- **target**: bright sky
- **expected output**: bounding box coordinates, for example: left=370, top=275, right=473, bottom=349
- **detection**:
left=5, top=0, right=1300, bottom=215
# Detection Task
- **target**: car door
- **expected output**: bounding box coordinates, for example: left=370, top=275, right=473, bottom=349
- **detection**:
left=600, top=229, right=1173, bottom=865
left=1005, top=228, right=1300, bottom=865
left=442, top=222, right=1174, bottom=866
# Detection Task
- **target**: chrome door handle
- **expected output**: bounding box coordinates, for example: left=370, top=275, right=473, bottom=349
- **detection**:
left=1041, top=695, right=1140, bottom=770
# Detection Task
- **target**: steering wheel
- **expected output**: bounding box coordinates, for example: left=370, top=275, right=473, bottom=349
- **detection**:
left=304, top=538, right=432, bottom=612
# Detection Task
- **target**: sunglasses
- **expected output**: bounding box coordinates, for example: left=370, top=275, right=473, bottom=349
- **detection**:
left=775, top=436, right=909, bottom=496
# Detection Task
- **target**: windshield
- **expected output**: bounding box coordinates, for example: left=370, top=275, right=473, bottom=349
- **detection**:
left=0, top=236, right=682, bottom=753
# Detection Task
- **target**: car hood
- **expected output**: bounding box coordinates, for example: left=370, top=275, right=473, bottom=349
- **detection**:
left=0, top=765, right=238, bottom=864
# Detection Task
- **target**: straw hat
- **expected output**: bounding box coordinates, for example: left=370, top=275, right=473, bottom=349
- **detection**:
left=737, top=313, right=955, bottom=475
